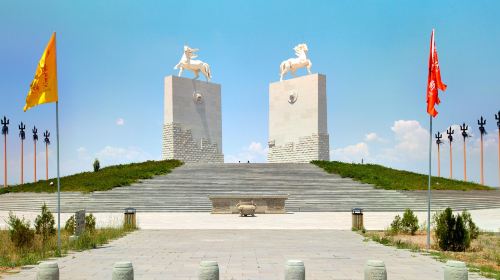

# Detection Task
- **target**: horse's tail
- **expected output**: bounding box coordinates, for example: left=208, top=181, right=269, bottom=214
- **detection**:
left=279, top=61, right=286, bottom=75
left=205, top=63, right=212, bottom=80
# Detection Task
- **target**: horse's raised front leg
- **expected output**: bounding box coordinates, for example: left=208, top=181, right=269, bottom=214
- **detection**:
left=178, top=68, right=183, bottom=77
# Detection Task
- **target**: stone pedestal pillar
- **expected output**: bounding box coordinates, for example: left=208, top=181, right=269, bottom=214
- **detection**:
left=268, top=74, right=329, bottom=163
left=162, top=76, right=223, bottom=163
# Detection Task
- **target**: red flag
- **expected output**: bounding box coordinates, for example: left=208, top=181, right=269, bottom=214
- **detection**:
left=426, top=29, right=447, bottom=117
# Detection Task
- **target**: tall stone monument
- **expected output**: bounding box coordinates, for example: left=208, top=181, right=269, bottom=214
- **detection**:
left=268, top=44, right=329, bottom=163
left=162, top=46, right=223, bottom=163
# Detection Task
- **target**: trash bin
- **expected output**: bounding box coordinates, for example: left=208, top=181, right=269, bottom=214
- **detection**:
left=352, top=208, right=364, bottom=230
left=124, top=207, right=136, bottom=228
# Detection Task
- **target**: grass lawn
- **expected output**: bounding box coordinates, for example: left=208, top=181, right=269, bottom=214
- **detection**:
left=312, top=160, right=493, bottom=191
left=0, top=226, right=136, bottom=273
left=362, top=230, right=500, bottom=279
left=0, top=159, right=182, bottom=194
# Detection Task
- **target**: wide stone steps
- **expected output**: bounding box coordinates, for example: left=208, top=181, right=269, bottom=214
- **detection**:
left=0, top=163, right=498, bottom=213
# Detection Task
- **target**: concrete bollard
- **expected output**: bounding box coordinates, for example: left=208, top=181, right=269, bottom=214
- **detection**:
left=364, top=260, right=387, bottom=280
left=444, top=261, right=468, bottom=280
left=285, top=260, right=305, bottom=280
left=37, top=262, right=59, bottom=280
left=199, top=261, right=219, bottom=280
left=112, top=261, right=134, bottom=280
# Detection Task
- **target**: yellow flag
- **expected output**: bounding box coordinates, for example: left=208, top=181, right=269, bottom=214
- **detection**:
left=24, top=32, right=58, bottom=111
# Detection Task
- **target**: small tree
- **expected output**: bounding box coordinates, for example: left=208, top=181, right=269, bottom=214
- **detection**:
left=390, top=214, right=401, bottom=234
left=433, top=207, right=473, bottom=251
left=401, top=208, right=419, bottom=235
left=85, top=214, right=96, bottom=232
left=35, top=203, right=56, bottom=242
left=93, top=158, right=100, bottom=172
left=7, top=212, right=35, bottom=249
left=64, top=215, right=75, bottom=234
left=461, top=210, right=479, bottom=240
left=389, top=209, right=418, bottom=235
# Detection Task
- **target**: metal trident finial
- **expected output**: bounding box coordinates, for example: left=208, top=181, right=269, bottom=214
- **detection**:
left=495, top=110, right=500, bottom=129
left=19, top=122, right=26, bottom=140
left=446, top=127, right=454, bottom=143
left=32, top=126, right=38, bottom=142
left=435, top=131, right=443, bottom=145
left=460, top=123, right=469, bottom=141
left=1, top=116, right=9, bottom=135
left=478, top=116, right=487, bottom=135
left=43, top=130, right=50, bottom=145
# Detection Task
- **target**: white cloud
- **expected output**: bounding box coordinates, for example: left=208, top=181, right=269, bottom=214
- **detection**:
left=383, top=120, right=429, bottom=161
left=77, top=146, right=91, bottom=161
left=364, top=132, right=382, bottom=142
left=225, top=141, right=268, bottom=163
left=330, top=142, right=369, bottom=163
left=95, top=146, right=151, bottom=164
left=116, top=118, right=125, bottom=126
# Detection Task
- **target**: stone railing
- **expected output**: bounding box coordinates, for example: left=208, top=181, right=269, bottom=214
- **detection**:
left=208, top=193, right=289, bottom=214
left=36, top=259, right=470, bottom=280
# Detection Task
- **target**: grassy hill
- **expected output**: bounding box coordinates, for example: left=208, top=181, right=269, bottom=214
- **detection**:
left=0, top=160, right=182, bottom=195
left=312, top=161, right=494, bottom=191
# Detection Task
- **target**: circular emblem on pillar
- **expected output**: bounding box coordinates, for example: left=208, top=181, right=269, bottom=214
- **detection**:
left=193, top=91, right=203, bottom=104
left=288, top=90, right=298, bottom=104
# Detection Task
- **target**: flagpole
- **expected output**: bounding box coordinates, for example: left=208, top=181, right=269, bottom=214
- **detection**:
left=56, top=101, right=61, bottom=252
left=427, top=115, right=432, bottom=250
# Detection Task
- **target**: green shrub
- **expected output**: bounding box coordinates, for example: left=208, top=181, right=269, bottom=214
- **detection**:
left=433, top=207, right=473, bottom=251
left=34, top=203, right=56, bottom=242
left=390, top=214, right=402, bottom=234
left=461, top=210, right=479, bottom=240
left=7, top=212, right=35, bottom=248
left=85, top=214, right=96, bottom=232
left=389, top=209, right=419, bottom=235
left=64, top=215, right=75, bottom=233
left=401, top=208, right=419, bottom=235
left=93, top=159, right=100, bottom=172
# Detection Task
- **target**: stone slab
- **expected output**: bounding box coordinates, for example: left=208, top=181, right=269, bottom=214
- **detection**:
left=74, top=209, right=85, bottom=236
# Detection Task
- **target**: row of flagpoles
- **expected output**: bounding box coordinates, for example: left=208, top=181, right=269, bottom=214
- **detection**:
left=1, top=117, right=51, bottom=186
left=434, top=113, right=500, bottom=185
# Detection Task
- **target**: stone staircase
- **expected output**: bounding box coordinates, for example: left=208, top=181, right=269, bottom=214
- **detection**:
left=0, top=163, right=498, bottom=213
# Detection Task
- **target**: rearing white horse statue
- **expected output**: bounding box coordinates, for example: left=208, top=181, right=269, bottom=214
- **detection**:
left=279, top=43, right=312, bottom=81
left=174, top=45, right=212, bottom=81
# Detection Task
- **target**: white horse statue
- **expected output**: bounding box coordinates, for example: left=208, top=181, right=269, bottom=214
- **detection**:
left=174, top=45, right=212, bottom=81
left=279, top=43, right=312, bottom=81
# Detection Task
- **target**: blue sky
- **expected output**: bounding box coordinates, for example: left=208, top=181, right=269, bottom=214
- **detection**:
left=0, top=1, right=499, bottom=187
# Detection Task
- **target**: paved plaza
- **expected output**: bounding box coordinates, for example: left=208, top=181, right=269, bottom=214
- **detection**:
left=1, top=229, right=489, bottom=280
left=1, top=209, right=499, bottom=232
